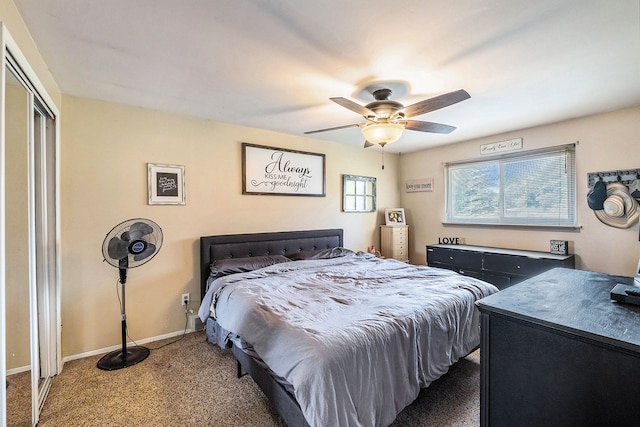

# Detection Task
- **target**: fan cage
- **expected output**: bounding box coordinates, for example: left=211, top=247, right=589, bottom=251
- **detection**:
left=102, top=218, right=163, bottom=268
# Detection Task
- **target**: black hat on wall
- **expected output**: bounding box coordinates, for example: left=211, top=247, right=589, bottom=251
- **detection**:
left=587, top=180, right=607, bottom=210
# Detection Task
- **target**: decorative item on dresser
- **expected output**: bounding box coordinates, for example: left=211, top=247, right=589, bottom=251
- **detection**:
left=426, top=244, right=575, bottom=290
left=477, top=268, right=640, bottom=426
left=380, top=225, right=409, bottom=262
left=384, top=207, right=406, bottom=225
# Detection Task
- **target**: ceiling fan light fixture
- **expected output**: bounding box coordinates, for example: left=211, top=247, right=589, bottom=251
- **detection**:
left=361, top=122, right=404, bottom=146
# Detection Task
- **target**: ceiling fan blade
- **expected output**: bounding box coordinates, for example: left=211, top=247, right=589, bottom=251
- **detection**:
left=330, top=97, right=377, bottom=117
left=304, top=123, right=362, bottom=135
left=399, top=89, right=470, bottom=118
left=133, top=243, right=156, bottom=262
left=364, top=140, right=375, bottom=148
left=405, top=120, right=456, bottom=134
left=107, top=237, right=130, bottom=260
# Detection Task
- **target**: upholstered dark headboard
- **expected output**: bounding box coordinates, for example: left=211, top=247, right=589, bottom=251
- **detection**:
left=199, top=229, right=344, bottom=299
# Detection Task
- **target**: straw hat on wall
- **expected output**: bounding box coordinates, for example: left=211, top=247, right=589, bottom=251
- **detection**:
left=592, top=182, right=639, bottom=229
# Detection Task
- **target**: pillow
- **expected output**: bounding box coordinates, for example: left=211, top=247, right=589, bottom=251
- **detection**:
left=289, top=247, right=354, bottom=261
left=210, top=255, right=291, bottom=278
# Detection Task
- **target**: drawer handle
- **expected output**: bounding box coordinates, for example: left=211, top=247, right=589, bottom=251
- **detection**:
left=516, top=265, right=521, bottom=269
left=449, top=256, right=454, bottom=260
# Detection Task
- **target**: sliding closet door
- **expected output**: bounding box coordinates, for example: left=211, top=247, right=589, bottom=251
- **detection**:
left=4, top=60, right=33, bottom=427
left=1, top=24, right=61, bottom=426
left=34, top=103, right=57, bottom=411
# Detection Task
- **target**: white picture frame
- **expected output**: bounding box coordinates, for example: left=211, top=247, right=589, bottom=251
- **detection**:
left=148, top=163, right=185, bottom=205
left=384, top=208, right=406, bottom=226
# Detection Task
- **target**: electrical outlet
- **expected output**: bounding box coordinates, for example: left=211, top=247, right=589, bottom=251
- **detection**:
left=181, top=293, right=190, bottom=306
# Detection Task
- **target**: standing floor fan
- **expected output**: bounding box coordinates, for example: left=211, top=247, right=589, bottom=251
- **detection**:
left=98, top=218, right=163, bottom=371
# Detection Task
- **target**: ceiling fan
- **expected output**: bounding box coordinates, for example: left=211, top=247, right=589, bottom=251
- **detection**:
left=305, top=88, right=470, bottom=147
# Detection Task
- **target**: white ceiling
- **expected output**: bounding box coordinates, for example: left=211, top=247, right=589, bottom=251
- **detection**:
left=13, top=0, right=640, bottom=153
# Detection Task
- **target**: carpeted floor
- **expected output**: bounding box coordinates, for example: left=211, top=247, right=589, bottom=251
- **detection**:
left=6, top=370, right=31, bottom=426
left=16, top=331, right=480, bottom=426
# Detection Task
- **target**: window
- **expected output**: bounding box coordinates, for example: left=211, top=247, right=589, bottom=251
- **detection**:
left=342, top=175, right=376, bottom=212
left=445, top=145, right=576, bottom=227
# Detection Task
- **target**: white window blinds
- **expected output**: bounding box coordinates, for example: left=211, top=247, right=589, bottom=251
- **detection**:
left=445, top=145, right=576, bottom=227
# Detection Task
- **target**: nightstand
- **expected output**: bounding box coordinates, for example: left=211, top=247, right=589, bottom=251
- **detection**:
left=380, top=225, right=408, bottom=262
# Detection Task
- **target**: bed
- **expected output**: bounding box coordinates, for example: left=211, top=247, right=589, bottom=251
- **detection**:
left=198, top=229, right=498, bottom=427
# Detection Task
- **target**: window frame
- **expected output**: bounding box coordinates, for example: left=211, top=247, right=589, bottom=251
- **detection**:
left=444, top=144, right=578, bottom=230
left=342, top=174, right=376, bottom=213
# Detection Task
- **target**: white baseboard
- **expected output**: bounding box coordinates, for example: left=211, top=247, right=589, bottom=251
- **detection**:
left=7, top=365, right=31, bottom=376
left=62, top=328, right=196, bottom=363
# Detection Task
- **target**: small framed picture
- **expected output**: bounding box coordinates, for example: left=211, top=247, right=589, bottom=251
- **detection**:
left=148, top=163, right=185, bottom=205
left=384, top=208, right=406, bottom=226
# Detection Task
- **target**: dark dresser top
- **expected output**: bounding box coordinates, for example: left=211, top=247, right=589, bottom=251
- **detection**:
left=427, top=244, right=572, bottom=260
left=476, top=268, right=640, bottom=352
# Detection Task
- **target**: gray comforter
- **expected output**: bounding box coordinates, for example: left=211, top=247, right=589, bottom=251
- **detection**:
left=199, top=252, right=498, bottom=427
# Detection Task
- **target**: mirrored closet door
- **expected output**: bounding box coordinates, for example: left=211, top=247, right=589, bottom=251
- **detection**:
left=4, top=57, right=32, bottom=427
left=2, top=25, right=60, bottom=427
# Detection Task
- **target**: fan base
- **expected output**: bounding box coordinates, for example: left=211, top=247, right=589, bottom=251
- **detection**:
left=97, top=346, right=150, bottom=371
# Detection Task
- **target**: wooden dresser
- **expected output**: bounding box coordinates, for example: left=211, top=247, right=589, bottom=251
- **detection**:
left=380, top=225, right=408, bottom=262
left=477, top=268, right=640, bottom=426
left=426, top=244, right=574, bottom=289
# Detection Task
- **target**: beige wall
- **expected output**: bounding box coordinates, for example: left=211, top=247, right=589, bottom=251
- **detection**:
left=399, top=106, right=640, bottom=276
left=61, top=95, right=399, bottom=357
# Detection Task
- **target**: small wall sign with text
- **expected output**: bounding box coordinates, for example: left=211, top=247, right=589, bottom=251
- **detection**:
left=148, top=163, right=185, bottom=205
left=438, top=237, right=463, bottom=245
left=406, top=178, right=434, bottom=193
left=480, top=138, right=523, bottom=155
left=550, top=240, right=569, bottom=255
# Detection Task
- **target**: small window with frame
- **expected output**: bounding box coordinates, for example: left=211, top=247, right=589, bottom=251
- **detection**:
left=343, top=175, right=376, bottom=212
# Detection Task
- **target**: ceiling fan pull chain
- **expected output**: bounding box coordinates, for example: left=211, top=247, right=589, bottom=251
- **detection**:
left=381, top=147, right=385, bottom=170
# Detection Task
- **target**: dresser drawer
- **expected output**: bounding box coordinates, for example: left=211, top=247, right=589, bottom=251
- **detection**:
left=388, top=226, right=407, bottom=235
left=390, top=240, right=407, bottom=249
left=388, top=228, right=407, bottom=240
left=483, top=253, right=564, bottom=277
left=426, top=247, right=483, bottom=270
left=390, top=246, right=407, bottom=256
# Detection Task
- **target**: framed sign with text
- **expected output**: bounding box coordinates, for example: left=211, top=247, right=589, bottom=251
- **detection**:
left=242, top=143, right=326, bottom=196
left=480, top=138, right=523, bottom=155
left=148, top=163, right=185, bottom=205
left=406, top=178, right=434, bottom=192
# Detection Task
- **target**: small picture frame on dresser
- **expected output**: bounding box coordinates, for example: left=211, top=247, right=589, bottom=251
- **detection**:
left=384, top=208, right=406, bottom=226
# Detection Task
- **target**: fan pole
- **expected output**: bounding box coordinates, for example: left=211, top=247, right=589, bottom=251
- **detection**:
left=120, top=269, right=128, bottom=365
left=97, top=264, right=150, bottom=370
